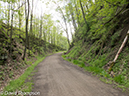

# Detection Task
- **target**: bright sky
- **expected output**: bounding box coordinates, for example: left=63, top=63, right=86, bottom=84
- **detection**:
left=33, top=0, right=73, bottom=40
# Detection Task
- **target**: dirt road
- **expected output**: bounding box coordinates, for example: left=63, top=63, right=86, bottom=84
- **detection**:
left=32, top=53, right=128, bottom=96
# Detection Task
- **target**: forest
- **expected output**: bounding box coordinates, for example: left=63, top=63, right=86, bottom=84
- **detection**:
left=0, top=0, right=68, bottom=92
left=0, top=0, right=129, bottom=95
left=62, top=0, right=129, bottom=92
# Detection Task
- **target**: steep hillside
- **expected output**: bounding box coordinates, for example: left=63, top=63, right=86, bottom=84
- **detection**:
left=0, top=21, right=64, bottom=90
left=63, top=0, right=129, bottom=92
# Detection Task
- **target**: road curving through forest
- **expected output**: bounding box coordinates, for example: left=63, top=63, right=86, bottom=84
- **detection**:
left=32, top=53, right=128, bottom=96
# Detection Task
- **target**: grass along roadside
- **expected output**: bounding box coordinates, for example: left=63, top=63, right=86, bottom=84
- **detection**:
left=61, top=54, right=129, bottom=93
left=0, top=54, right=48, bottom=96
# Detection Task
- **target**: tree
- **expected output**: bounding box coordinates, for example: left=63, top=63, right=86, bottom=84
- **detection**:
left=23, top=0, right=29, bottom=60
left=53, top=1, right=71, bottom=48
left=79, top=0, right=89, bottom=32
left=39, top=13, right=43, bottom=39
left=9, top=2, right=14, bottom=55
left=10, top=0, right=26, bottom=55
left=68, top=2, right=77, bottom=32
left=30, top=0, right=34, bottom=35
left=7, top=0, right=11, bottom=35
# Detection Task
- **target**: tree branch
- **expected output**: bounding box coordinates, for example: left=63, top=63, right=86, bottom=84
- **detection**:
left=103, top=5, right=127, bottom=25
left=13, top=1, right=26, bottom=12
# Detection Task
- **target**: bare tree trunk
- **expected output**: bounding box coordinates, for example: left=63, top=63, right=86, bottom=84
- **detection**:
left=39, top=13, right=43, bottom=39
left=23, top=0, right=29, bottom=60
left=9, top=3, right=14, bottom=56
left=30, top=0, right=33, bottom=35
left=7, top=3, right=10, bottom=35
left=19, top=0, right=21, bottom=30
left=60, top=11, right=70, bottom=47
left=53, top=1, right=71, bottom=47
left=43, top=28, right=47, bottom=52
left=69, top=22, right=73, bottom=41
left=69, top=3, right=77, bottom=33
left=74, top=0, right=80, bottom=26
left=113, top=30, right=129, bottom=62
left=104, top=30, right=129, bottom=72
left=54, top=29, right=55, bottom=45
left=79, top=0, right=90, bottom=32
left=9, top=1, right=26, bottom=56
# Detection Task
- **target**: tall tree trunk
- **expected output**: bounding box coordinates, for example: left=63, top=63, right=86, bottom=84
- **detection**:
left=9, top=3, right=14, bottom=56
left=51, top=31, right=53, bottom=44
left=69, top=3, right=77, bottom=33
left=9, top=1, right=26, bottom=56
left=54, top=1, right=70, bottom=47
left=23, top=0, right=29, bottom=60
left=54, top=29, right=55, bottom=45
left=69, top=22, right=73, bottom=41
left=79, top=0, right=90, bottom=32
left=19, top=0, right=21, bottom=30
left=34, top=18, right=36, bottom=36
left=59, top=7, right=70, bottom=47
left=44, top=30, right=47, bottom=52
left=7, top=3, right=10, bottom=35
left=74, top=0, right=80, bottom=26
left=30, top=0, right=33, bottom=35
left=39, top=14, right=43, bottom=39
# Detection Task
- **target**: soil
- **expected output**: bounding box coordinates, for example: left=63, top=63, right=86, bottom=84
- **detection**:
left=32, top=53, right=129, bottom=96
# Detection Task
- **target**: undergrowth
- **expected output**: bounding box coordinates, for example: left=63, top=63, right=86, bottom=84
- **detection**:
left=1, top=55, right=46, bottom=96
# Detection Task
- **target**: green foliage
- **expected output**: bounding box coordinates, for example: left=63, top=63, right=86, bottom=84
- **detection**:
left=113, top=74, right=125, bottom=84
left=9, top=71, right=14, bottom=78
left=28, top=50, right=35, bottom=57
left=84, top=66, right=103, bottom=74
left=0, top=0, right=129, bottom=92
left=61, top=0, right=129, bottom=92
left=62, top=55, right=67, bottom=58
left=73, top=60, right=79, bottom=65
left=90, top=54, right=108, bottom=67
left=2, top=55, right=46, bottom=95
left=78, top=63, right=85, bottom=68
left=0, top=71, right=4, bottom=80
left=111, top=30, right=121, bottom=46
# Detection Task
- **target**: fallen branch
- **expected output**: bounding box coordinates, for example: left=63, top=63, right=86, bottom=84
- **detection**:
left=104, top=30, right=129, bottom=73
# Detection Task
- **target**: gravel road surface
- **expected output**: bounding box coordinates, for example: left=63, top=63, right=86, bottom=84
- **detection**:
left=32, top=53, right=128, bottom=96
